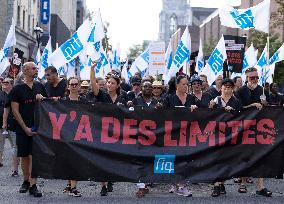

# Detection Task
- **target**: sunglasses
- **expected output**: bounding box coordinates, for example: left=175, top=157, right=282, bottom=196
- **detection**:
left=2, top=81, right=11, bottom=84
left=192, top=82, right=201, bottom=86
left=69, top=83, right=79, bottom=87
left=132, top=83, right=141, bottom=86
left=249, top=76, right=259, bottom=80
left=223, top=84, right=233, bottom=88
left=153, top=87, right=162, bottom=90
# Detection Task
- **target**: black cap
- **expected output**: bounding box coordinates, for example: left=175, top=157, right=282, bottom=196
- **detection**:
left=131, top=76, right=142, bottom=85
left=222, top=78, right=234, bottom=86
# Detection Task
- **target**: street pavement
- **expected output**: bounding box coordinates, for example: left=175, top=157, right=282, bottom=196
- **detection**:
left=0, top=142, right=284, bottom=204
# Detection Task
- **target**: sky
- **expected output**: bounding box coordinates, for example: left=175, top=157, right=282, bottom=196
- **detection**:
left=86, top=0, right=241, bottom=58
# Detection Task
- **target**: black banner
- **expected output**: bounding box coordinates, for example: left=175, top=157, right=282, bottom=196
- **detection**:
left=224, top=35, right=246, bottom=73
left=33, top=101, right=284, bottom=183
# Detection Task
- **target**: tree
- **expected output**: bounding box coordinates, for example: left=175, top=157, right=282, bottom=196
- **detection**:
left=247, top=0, right=284, bottom=85
left=127, top=44, right=143, bottom=60
left=203, top=38, right=217, bottom=57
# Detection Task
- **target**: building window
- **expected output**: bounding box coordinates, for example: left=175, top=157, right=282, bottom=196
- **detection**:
left=17, top=6, right=20, bottom=26
left=23, top=10, right=25, bottom=30
left=170, top=14, right=178, bottom=35
left=28, top=15, right=31, bottom=33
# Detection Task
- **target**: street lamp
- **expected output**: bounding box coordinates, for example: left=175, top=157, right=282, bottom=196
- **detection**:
left=34, top=24, right=43, bottom=48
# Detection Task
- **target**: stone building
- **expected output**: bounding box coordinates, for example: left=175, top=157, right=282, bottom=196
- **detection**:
left=158, top=0, right=216, bottom=52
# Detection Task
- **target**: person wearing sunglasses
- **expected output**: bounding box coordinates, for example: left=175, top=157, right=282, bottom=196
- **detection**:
left=127, top=76, right=142, bottom=101
left=0, top=78, right=19, bottom=176
left=61, top=77, right=87, bottom=197
left=152, top=81, right=164, bottom=102
left=209, top=78, right=242, bottom=197
left=235, top=67, right=272, bottom=197
left=189, top=75, right=212, bottom=109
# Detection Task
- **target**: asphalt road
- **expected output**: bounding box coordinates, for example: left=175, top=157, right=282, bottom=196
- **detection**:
left=0, top=142, right=283, bottom=204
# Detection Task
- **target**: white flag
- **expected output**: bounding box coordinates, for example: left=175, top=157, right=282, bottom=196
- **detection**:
left=0, top=19, right=16, bottom=63
left=49, top=19, right=93, bottom=69
left=129, top=47, right=149, bottom=77
left=121, top=59, right=129, bottom=83
left=202, top=35, right=227, bottom=85
left=34, top=48, right=41, bottom=66
left=163, top=41, right=173, bottom=81
left=167, top=27, right=191, bottom=81
left=38, top=36, right=52, bottom=79
left=66, top=59, right=76, bottom=79
left=242, top=44, right=258, bottom=72
left=270, top=43, right=284, bottom=65
left=219, top=0, right=270, bottom=33
left=195, top=38, right=204, bottom=74
left=86, top=10, right=105, bottom=60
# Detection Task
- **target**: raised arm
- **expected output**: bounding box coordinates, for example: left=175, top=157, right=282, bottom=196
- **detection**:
left=90, top=61, right=99, bottom=96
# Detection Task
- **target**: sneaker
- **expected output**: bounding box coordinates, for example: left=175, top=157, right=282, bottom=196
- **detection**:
left=211, top=186, right=221, bottom=197
left=29, top=184, right=43, bottom=197
left=220, top=184, right=226, bottom=194
left=107, top=182, right=113, bottom=192
left=176, top=186, right=192, bottom=197
left=256, top=188, right=272, bottom=197
left=100, top=186, right=108, bottom=196
left=11, top=171, right=19, bottom=177
left=168, top=185, right=177, bottom=193
left=69, top=187, right=82, bottom=197
left=19, top=180, right=30, bottom=193
left=63, top=184, right=71, bottom=193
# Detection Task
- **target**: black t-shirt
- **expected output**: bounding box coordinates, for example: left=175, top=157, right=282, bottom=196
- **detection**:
left=0, top=91, right=7, bottom=127
left=267, top=93, right=284, bottom=106
left=121, top=82, right=131, bottom=92
left=127, top=91, right=141, bottom=101
left=95, top=89, right=127, bottom=105
left=235, top=85, right=263, bottom=106
left=213, top=95, right=243, bottom=112
left=4, top=91, right=16, bottom=131
left=207, top=86, right=221, bottom=100
left=133, top=96, right=158, bottom=110
left=44, top=78, right=67, bottom=98
left=163, top=94, right=193, bottom=108
left=10, top=81, right=47, bottom=135
left=61, top=96, right=89, bottom=103
left=189, top=92, right=212, bottom=108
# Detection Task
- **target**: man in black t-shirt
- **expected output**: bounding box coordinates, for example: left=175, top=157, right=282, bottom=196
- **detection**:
left=235, top=67, right=272, bottom=197
left=11, top=62, right=47, bottom=197
left=44, top=66, right=67, bottom=98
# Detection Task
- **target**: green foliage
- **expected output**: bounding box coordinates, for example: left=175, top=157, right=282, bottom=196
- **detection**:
left=102, top=22, right=112, bottom=52
left=247, top=0, right=284, bottom=85
left=203, top=38, right=217, bottom=56
left=127, top=44, right=143, bottom=60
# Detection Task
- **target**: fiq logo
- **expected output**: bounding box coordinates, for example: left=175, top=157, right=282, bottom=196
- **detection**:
left=154, top=155, right=175, bottom=174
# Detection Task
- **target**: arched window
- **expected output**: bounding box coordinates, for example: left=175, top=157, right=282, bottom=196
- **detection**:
left=170, top=14, right=178, bottom=35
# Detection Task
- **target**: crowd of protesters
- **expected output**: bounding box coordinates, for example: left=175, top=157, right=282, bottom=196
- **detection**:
left=0, top=60, right=283, bottom=199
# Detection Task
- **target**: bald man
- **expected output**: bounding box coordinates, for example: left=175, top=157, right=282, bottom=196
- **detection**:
left=11, top=62, right=47, bottom=197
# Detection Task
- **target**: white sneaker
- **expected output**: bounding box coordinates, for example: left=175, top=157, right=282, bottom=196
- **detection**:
left=168, top=185, right=177, bottom=193
left=176, top=186, right=192, bottom=197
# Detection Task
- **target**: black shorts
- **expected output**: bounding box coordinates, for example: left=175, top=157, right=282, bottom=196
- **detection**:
left=16, top=133, right=33, bottom=157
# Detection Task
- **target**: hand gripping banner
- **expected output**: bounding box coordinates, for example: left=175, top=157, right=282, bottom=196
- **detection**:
left=33, top=101, right=284, bottom=182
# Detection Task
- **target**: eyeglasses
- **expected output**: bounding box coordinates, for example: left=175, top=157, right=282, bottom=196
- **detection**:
left=249, top=76, right=259, bottom=80
left=69, top=83, right=79, bottom=87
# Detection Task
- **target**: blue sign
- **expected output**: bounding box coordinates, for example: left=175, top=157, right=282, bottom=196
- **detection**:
left=230, top=9, right=254, bottom=29
left=208, top=49, right=224, bottom=75
left=40, top=0, right=50, bottom=25
left=173, top=41, right=190, bottom=68
left=154, top=155, right=175, bottom=174
left=61, top=32, right=84, bottom=61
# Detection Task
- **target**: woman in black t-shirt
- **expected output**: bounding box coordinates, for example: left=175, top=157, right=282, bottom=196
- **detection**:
left=90, top=61, right=126, bottom=106
left=61, top=77, right=84, bottom=197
